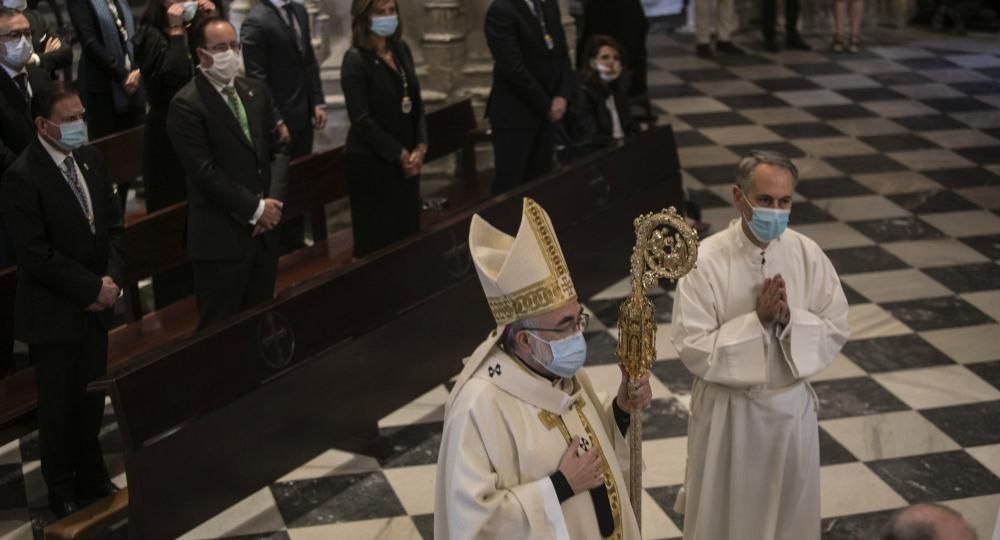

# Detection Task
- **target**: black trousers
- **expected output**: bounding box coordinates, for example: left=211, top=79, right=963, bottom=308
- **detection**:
left=347, top=154, right=420, bottom=258
left=280, top=126, right=315, bottom=254
left=31, top=317, right=110, bottom=504
left=192, top=238, right=278, bottom=330
left=491, top=122, right=555, bottom=195
left=762, top=0, right=802, bottom=42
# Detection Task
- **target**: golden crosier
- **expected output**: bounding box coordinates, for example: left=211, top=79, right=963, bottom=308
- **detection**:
left=616, top=206, right=698, bottom=529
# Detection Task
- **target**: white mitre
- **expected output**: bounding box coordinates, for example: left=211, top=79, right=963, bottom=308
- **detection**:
left=470, top=197, right=577, bottom=326
left=446, top=198, right=578, bottom=412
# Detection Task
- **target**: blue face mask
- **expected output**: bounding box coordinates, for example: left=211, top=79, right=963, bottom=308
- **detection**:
left=182, top=1, right=198, bottom=22
left=743, top=197, right=790, bottom=242
left=528, top=331, right=587, bottom=378
left=370, top=15, right=399, bottom=37
left=51, top=119, right=88, bottom=151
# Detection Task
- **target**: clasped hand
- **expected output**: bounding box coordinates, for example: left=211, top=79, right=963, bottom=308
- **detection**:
left=757, top=274, right=790, bottom=326
left=548, top=96, right=567, bottom=122
left=252, top=198, right=283, bottom=237
left=86, top=276, right=119, bottom=312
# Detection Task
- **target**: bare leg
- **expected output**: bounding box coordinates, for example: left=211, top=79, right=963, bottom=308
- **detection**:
left=833, top=0, right=847, bottom=50
left=849, top=0, right=864, bottom=51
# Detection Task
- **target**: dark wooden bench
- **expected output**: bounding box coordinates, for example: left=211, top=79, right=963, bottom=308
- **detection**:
left=91, top=125, right=682, bottom=539
left=0, top=99, right=481, bottom=446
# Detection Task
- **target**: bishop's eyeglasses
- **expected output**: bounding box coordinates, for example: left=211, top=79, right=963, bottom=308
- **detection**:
left=521, top=310, right=590, bottom=334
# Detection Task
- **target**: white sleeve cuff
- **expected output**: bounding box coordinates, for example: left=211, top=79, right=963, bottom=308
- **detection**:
left=249, top=199, right=265, bottom=225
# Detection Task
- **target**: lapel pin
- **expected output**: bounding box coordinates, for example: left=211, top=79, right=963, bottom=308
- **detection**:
left=83, top=163, right=90, bottom=171
left=249, top=90, right=254, bottom=97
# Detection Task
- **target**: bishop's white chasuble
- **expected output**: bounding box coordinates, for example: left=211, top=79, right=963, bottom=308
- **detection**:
left=434, top=336, right=642, bottom=540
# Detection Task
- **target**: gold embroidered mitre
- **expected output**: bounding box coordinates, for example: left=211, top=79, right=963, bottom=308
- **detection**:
left=469, top=198, right=577, bottom=327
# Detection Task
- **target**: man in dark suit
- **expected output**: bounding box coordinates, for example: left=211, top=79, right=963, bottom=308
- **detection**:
left=485, top=0, right=575, bottom=195
left=0, top=80, right=124, bottom=517
left=0, top=8, right=53, bottom=156
left=66, top=0, right=145, bottom=139
left=167, top=17, right=288, bottom=330
left=241, top=0, right=325, bottom=253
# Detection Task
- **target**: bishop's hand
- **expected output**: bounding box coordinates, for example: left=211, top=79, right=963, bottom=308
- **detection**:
left=558, top=436, right=604, bottom=494
left=616, top=367, right=652, bottom=414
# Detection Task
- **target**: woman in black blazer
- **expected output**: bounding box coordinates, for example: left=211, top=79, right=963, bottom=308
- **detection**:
left=341, top=0, right=428, bottom=258
left=133, top=0, right=215, bottom=308
left=572, top=35, right=637, bottom=154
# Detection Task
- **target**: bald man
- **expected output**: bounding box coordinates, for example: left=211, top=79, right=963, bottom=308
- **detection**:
left=882, top=503, right=978, bottom=540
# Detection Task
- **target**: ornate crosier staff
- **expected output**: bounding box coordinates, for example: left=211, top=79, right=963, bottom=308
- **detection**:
left=616, top=207, right=698, bottom=528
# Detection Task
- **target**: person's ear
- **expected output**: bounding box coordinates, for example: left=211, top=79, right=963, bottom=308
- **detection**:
left=514, top=330, right=531, bottom=353
left=34, top=117, right=49, bottom=136
left=196, top=47, right=211, bottom=66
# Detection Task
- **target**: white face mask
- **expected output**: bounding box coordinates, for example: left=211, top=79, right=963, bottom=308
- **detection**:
left=1, top=0, right=27, bottom=11
left=1, top=35, right=33, bottom=70
left=201, top=48, right=240, bottom=85
left=592, top=61, right=621, bottom=82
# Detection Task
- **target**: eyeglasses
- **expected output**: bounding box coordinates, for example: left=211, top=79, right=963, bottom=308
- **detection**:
left=206, top=42, right=240, bottom=53
left=522, top=310, right=590, bottom=334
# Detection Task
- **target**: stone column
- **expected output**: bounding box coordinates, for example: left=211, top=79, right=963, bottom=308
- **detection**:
left=422, top=0, right=466, bottom=103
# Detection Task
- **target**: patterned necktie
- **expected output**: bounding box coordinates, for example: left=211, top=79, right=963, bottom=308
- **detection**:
left=222, top=86, right=253, bottom=143
left=62, top=156, right=95, bottom=234
left=13, top=73, right=28, bottom=104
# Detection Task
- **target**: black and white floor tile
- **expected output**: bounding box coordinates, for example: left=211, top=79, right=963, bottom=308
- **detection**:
left=3, top=27, right=1000, bottom=540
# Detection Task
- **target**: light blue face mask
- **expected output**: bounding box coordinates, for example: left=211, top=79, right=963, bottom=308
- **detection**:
left=528, top=331, right=588, bottom=378
left=370, top=15, right=399, bottom=37
left=182, top=1, right=198, bottom=22
left=743, top=197, right=790, bottom=243
left=52, top=119, right=88, bottom=151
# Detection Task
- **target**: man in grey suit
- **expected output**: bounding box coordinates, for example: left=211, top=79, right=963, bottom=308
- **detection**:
left=241, top=0, right=325, bottom=253
left=167, top=17, right=288, bottom=330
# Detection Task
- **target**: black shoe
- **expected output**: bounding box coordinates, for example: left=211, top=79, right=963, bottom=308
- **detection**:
left=695, top=44, right=713, bottom=58
left=786, top=34, right=812, bottom=50
left=78, top=480, right=119, bottom=506
left=763, top=39, right=780, bottom=53
left=50, top=499, right=81, bottom=519
left=716, top=41, right=746, bottom=55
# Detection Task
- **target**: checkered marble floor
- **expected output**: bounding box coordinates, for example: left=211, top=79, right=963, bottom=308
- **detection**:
left=4, top=27, right=1000, bottom=540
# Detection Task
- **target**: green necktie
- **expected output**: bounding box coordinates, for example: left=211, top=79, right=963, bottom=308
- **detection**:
left=222, top=86, right=252, bottom=143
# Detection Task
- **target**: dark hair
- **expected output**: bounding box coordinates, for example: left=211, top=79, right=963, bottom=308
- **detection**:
left=580, top=34, right=628, bottom=86
left=191, top=15, right=231, bottom=51
left=31, top=80, right=79, bottom=119
left=350, top=0, right=403, bottom=50
left=0, top=6, right=25, bottom=20
left=138, top=0, right=168, bottom=30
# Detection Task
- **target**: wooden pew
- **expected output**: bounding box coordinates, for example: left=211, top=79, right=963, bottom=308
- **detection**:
left=0, top=100, right=481, bottom=446
left=91, top=125, right=683, bottom=539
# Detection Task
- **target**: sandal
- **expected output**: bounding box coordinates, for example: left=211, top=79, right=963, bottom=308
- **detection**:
left=848, top=35, right=860, bottom=53
left=832, top=34, right=845, bottom=53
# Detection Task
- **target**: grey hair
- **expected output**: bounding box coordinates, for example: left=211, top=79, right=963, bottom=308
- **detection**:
left=503, top=315, right=542, bottom=353
left=734, top=150, right=799, bottom=191
left=881, top=503, right=978, bottom=540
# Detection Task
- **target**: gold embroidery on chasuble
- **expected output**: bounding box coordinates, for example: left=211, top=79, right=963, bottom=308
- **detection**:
left=537, top=397, right=624, bottom=539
